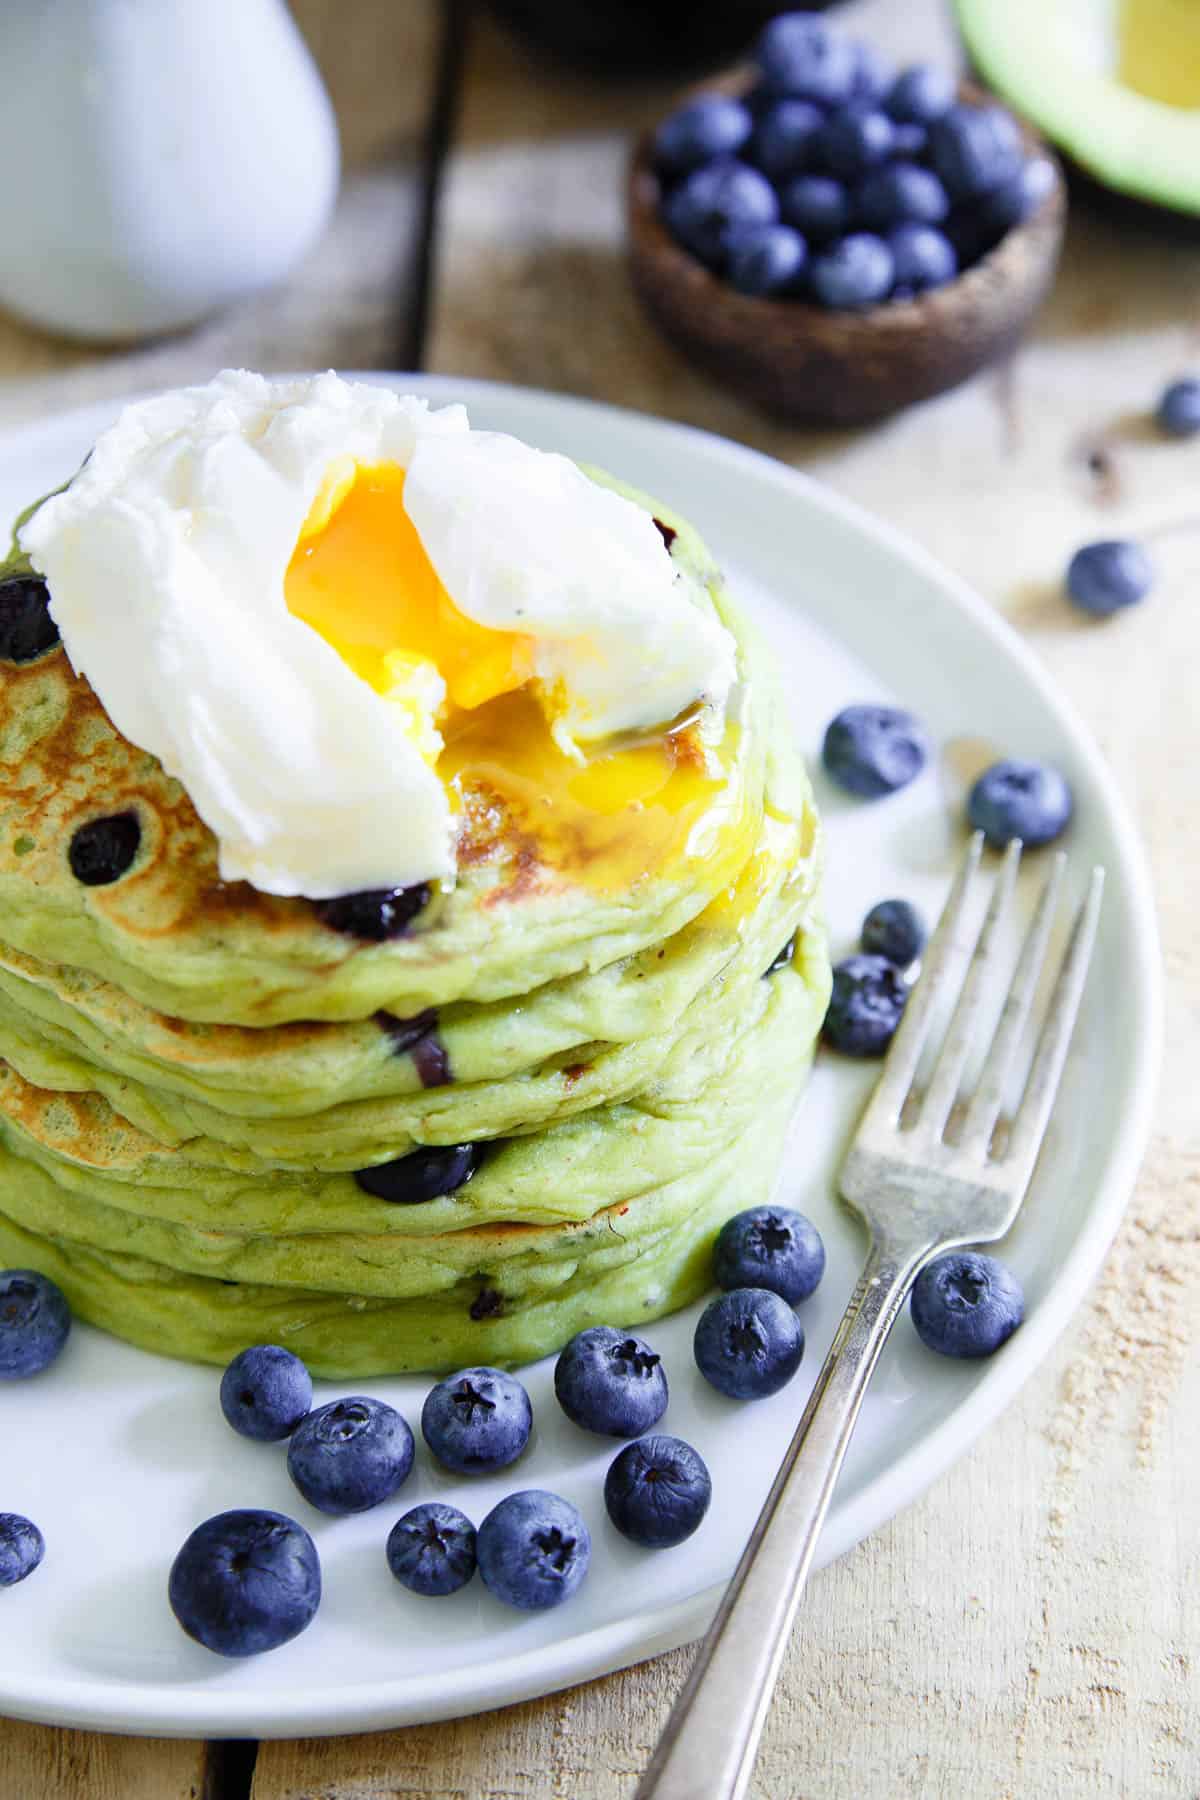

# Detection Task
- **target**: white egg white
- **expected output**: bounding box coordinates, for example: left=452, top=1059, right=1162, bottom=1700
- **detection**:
left=20, top=370, right=736, bottom=899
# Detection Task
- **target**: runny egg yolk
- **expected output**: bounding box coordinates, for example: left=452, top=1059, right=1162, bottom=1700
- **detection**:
left=1118, top=0, right=1200, bottom=107
left=285, top=460, right=749, bottom=891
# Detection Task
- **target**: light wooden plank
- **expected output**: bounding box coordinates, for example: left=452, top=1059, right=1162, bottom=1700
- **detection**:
left=0, top=1719, right=207, bottom=1800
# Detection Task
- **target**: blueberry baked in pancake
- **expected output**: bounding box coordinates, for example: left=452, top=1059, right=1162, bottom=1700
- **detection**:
left=0, top=372, right=827, bottom=1373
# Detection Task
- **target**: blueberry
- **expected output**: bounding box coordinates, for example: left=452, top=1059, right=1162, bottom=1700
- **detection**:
left=764, top=932, right=797, bottom=976
left=0, top=1513, right=44, bottom=1587
left=0, top=575, right=59, bottom=664
left=1157, top=377, right=1200, bottom=438
left=0, top=1269, right=71, bottom=1379
left=68, top=812, right=141, bottom=887
left=821, top=704, right=929, bottom=797
left=851, top=41, right=893, bottom=105
left=386, top=1502, right=477, bottom=1597
left=354, top=1142, right=482, bottom=1204
left=726, top=223, right=808, bottom=297
left=890, top=123, right=928, bottom=158
left=885, top=64, right=956, bottom=125
left=973, top=155, right=1058, bottom=245
left=749, top=98, right=824, bottom=181
left=654, top=96, right=753, bottom=177
left=421, top=1366, right=532, bottom=1474
left=910, top=1251, right=1024, bottom=1358
left=856, top=163, right=949, bottom=229
left=928, top=104, right=1024, bottom=201
left=755, top=17, right=858, bottom=105
left=554, top=1325, right=668, bottom=1438
left=604, top=1435, right=712, bottom=1549
left=315, top=883, right=430, bottom=940
left=887, top=223, right=958, bottom=293
left=861, top=897, right=926, bottom=967
left=809, top=232, right=894, bottom=309
left=714, top=1206, right=826, bottom=1305
left=662, top=159, right=779, bottom=267
left=780, top=174, right=851, bottom=243
left=168, top=1508, right=320, bottom=1657
left=693, top=1287, right=804, bottom=1400
left=1065, top=539, right=1154, bottom=617
left=816, top=106, right=896, bottom=179
left=823, top=954, right=908, bottom=1056
left=477, top=1490, right=590, bottom=1611
left=287, top=1396, right=414, bottom=1516
left=967, top=760, right=1073, bottom=848
left=219, top=1345, right=312, bottom=1442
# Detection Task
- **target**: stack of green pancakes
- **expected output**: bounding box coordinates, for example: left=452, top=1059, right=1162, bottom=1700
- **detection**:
left=0, top=473, right=828, bottom=1375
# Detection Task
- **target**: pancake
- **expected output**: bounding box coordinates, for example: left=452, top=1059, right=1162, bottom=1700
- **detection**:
left=0, top=481, right=767, bottom=1027
left=0, top=425, right=829, bottom=1375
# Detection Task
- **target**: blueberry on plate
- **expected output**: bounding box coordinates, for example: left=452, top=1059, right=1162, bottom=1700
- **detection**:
left=756, top=16, right=858, bottom=106
left=477, top=1490, right=591, bottom=1611
left=780, top=174, right=851, bottom=243
left=421, top=1366, right=532, bottom=1474
left=850, top=41, right=893, bottom=105
left=693, top=1287, right=804, bottom=1400
left=1157, top=376, right=1200, bottom=439
left=354, top=1142, right=482, bottom=1203
left=886, top=223, right=958, bottom=294
left=822, top=704, right=929, bottom=797
left=314, top=883, right=430, bottom=940
left=1065, top=539, right=1155, bottom=617
left=726, top=223, right=808, bottom=297
left=554, top=1325, right=668, bottom=1438
left=662, top=160, right=779, bottom=267
left=0, top=1269, right=71, bottom=1379
left=219, top=1345, right=312, bottom=1442
left=927, top=103, right=1024, bottom=201
left=910, top=1251, right=1024, bottom=1358
left=653, top=96, right=753, bottom=177
left=749, top=98, right=824, bottom=182
left=815, top=106, right=896, bottom=179
left=823, top=953, right=908, bottom=1056
left=68, top=812, right=141, bottom=887
left=861, top=897, right=926, bottom=968
left=0, top=1513, right=45, bottom=1587
left=604, top=1435, right=712, bottom=1549
left=386, top=1502, right=477, bottom=1597
left=856, top=163, right=949, bottom=230
left=287, top=1397, right=414, bottom=1515
left=168, top=1508, right=320, bottom=1657
left=809, top=233, right=895, bottom=310
left=967, top=759, right=1073, bottom=848
left=714, top=1205, right=825, bottom=1305
left=0, top=575, right=59, bottom=664
left=885, top=63, right=956, bottom=126
left=890, top=123, right=928, bottom=159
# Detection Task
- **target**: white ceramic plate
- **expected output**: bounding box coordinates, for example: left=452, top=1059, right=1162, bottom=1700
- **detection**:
left=0, top=378, right=1159, bottom=1738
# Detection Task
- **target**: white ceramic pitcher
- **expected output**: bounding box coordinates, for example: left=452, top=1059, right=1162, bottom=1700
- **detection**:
left=0, top=0, right=340, bottom=342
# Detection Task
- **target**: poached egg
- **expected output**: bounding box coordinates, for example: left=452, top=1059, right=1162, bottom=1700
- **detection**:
left=21, top=371, right=738, bottom=899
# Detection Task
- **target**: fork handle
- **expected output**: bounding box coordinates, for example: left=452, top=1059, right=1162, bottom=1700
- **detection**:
left=635, top=1234, right=934, bottom=1800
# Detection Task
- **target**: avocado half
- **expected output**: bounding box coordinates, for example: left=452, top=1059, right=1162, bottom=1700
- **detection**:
left=954, top=0, right=1200, bottom=217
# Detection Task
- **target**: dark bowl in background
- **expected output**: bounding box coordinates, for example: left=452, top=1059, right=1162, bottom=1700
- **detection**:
left=480, top=0, right=840, bottom=79
left=628, top=79, right=1067, bottom=425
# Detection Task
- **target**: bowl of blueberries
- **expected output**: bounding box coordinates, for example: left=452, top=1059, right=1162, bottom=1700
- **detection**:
left=628, top=13, right=1066, bottom=424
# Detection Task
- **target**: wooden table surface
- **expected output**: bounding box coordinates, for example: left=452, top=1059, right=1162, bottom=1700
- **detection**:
left=1, top=1, right=1197, bottom=1795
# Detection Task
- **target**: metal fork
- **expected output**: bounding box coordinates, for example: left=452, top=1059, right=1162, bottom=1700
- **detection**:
left=635, top=832, right=1104, bottom=1800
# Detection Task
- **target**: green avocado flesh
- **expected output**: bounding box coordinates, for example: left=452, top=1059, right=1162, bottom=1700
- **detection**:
left=0, top=468, right=829, bottom=1374
left=955, top=0, right=1200, bottom=213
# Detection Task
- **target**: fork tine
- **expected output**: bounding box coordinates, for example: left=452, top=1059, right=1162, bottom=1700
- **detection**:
left=1001, top=866, right=1105, bottom=1189
left=864, top=831, right=984, bottom=1126
left=957, top=850, right=1066, bottom=1159
left=919, top=837, right=1023, bottom=1140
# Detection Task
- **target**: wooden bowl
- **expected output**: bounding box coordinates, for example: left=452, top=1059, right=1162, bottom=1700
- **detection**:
left=628, top=82, right=1067, bottom=426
